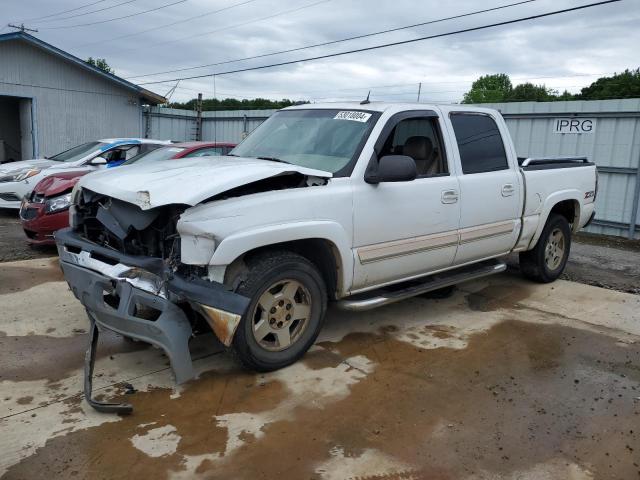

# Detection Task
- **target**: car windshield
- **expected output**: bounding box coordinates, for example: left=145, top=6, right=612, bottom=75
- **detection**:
left=122, top=146, right=186, bottom=166
left=50, top=141, right=107, bottom=162
left=230, top=109, right=377, bottom=173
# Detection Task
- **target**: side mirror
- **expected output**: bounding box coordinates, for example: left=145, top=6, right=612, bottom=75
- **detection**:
left=365, top=155, right=417, bottom=184
left=90, top=157, right=107, bottom=165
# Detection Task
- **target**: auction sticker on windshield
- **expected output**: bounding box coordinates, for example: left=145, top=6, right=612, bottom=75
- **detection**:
left=334, top=111, right=372, bottom=122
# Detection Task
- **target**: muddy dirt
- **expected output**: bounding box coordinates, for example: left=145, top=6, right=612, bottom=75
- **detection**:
left=4, top=320, right=639, bottom=480
left=0, top=209, right=56, bottom=263
left=560, top=241, right=640, bottom=295
left=574, top=231, right=640, bottom=252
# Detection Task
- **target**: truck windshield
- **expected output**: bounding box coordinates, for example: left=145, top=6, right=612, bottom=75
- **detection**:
left=230, top=109, right=377, bottom=173
left=50, top=141, right=107, bottom=162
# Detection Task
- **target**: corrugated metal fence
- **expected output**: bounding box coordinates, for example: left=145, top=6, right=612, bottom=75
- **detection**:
left=486, top=99, right=640, bottom=239
left=145, top=99, right=640, bottom=239
left=144, top=106, right=274, bottom=143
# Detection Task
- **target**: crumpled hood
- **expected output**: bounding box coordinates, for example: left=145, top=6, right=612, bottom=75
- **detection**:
left=77, top=156, right=332, bottom=209
left=33, top=170, right=90, bottom=197
left=0, top=159, right=57, bottom=174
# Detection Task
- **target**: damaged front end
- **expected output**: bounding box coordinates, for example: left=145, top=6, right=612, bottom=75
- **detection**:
left=56, top=190, right=250, bottom=413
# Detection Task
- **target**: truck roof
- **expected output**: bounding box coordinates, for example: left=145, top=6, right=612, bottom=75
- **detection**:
left=284, top=101, right=499, bottom=115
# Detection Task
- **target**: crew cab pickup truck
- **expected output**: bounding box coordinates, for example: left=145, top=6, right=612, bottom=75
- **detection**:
left=55, top=103, right=597, bottom=413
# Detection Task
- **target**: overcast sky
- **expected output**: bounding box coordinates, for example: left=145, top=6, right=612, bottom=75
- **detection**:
left=2, top=0, right=639, bottom=103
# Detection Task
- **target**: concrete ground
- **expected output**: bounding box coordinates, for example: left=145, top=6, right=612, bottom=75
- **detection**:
left=1, top=258, right=638, bottom=480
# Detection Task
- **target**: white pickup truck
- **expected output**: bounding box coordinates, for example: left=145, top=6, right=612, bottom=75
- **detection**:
left=55, top=102, right=597, bottom=412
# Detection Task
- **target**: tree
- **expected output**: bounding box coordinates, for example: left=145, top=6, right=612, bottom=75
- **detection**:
left=577, top=68, right=640, bottom=100
left=462, top=73, right=512, bottom=103
left=86, top=57, right=114, bottom=75
left=168, top=97, right=303, bottom=111
left=462, top=68, right=640, bottom=104
left=507, top=82, right=557, bottom=102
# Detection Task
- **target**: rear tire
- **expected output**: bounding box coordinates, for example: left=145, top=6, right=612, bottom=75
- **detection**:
left=230, top=251, right=327, bottom=372
left=519, top=213, right=571, bottom=283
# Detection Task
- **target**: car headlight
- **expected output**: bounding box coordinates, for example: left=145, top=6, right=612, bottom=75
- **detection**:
left=5, top=168, right=41, bottom=182
left=45, top=193, right=72, bottom=213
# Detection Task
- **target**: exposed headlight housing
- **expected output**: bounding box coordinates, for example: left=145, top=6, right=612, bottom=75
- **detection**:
left=15, top=168, right=41, bottom=182
left=0, top=168, right=42, bottom=182
left=45, top=193, right=72, bottom=213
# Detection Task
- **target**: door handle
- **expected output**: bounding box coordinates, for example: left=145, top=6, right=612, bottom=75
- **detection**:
left=501, top=184, right=515, bottom=197
left=441, top=189, right=459, bottom=204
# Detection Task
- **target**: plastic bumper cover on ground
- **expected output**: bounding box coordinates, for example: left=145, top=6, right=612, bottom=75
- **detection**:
left=55, top=227, right=251, bottom=413
left=60, top=260, right=196, bottom=382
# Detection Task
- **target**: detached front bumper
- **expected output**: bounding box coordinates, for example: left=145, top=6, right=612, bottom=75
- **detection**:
left=55, top=228, right=250, bottom=412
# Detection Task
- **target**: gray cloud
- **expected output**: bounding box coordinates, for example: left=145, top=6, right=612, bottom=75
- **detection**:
left=3, top=0, right=638, bottom=103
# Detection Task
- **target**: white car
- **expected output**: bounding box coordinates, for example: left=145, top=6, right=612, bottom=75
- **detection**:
left=0, top=138, right=172, bottom=209
left=54, top=103, right=597, bottom=413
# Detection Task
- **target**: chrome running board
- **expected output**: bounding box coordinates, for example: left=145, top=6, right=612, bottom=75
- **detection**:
left=336, top=259, right=506, bottom=311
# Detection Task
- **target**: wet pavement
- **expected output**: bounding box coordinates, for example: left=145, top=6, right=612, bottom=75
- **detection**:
left=0, top=258, right=639, bottom=480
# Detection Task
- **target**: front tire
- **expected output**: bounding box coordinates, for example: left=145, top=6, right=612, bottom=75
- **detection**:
left=519, top=213, right=571, bottom=283
left=231, top=251, right=327, bottom=372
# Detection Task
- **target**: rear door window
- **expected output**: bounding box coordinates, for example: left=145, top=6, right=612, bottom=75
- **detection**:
left=450, top=113, right=508, bottom=174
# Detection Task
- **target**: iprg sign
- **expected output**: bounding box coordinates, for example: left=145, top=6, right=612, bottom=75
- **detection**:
left=553, top=118, right=596, bottom=134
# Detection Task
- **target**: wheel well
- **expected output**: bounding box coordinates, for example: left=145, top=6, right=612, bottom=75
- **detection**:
left=227, top=239, right=341, bottom=300
left=549, top=199, right=579, bottom=227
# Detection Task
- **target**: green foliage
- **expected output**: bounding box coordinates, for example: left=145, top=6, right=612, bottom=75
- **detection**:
left=462, top=69, right=640, bottom=103
left=462, top=74, right=512, bottom=103
left=168, top=97, right=303, bottom=111
left=86, top=57, right=114, bottom=74
left=508, top=82, right=557, bottom=102
left=576, top=68, right=640, bottom=100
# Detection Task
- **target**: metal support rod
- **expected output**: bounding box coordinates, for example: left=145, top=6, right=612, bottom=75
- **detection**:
left=84, top=314, right=133, bottom=414
left=195, top=93, right=203, bottom=141
left=143, top=106, right=151, bottom=139
left=417, top=82, right=421, bottom=103
left=213, top=75, right=217, bottom=143
left=629, top=152, right=640, bottom=239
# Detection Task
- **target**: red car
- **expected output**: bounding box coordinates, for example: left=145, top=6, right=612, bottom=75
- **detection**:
left=20, top=170, right=89, bottom=245
left=120, top=141, right=236, bottom=165
left=19, top=142, right=236, bottom=245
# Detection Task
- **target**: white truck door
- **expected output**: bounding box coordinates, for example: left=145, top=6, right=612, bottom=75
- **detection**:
left=447, top=112, right=521, bottom=265
left=351, top=111, right=460, bottom=290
